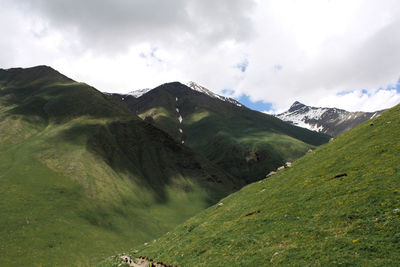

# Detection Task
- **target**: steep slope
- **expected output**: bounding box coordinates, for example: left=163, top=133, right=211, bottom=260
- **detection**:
left=113, top=103, right=400, bottom=266
left=108, top=82, right=330, bottom=183
left=0, top=66, right=240, bottom=266
left=276, top=101, right=384, bottom=136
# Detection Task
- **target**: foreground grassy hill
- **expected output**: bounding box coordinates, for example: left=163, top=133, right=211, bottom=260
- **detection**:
left=110, top=82, right=330, bottom=183
left=108, top=103, right=400, bottom=266
left=0, top=66, right=241, bottom=266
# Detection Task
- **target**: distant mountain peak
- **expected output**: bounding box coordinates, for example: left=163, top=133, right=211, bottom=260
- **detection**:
left=186, top=81, right=214, bottom=95
left=118, top=81, right=243, bottom=107
left=276, top=102, right=383, bottom=136
left=289, top=101, right=306, bottom=112
left=291, top=101, right=303, bottom=106
left=185, top=81, right=242, bottom=107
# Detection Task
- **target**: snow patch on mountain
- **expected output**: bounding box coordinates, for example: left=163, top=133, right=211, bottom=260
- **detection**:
left=128, top=88, right=152, bottom=98
left=185, top=81, right=242, bottom=107
left=289, top=119, right=324, bottom=132
left=278, top=108, right=328, bottom=124
left=175, top=96, right=184, bottom=143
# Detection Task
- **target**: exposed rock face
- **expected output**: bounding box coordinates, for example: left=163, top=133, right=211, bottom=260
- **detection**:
left=275, top=101, right=384, bottom=136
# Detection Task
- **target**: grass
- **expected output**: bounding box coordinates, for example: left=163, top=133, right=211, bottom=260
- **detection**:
left=112, top=104, right=400, bottom=266
left=0, top=144, right=219, bottom=266
left=0, top=66, right=240, bottom=266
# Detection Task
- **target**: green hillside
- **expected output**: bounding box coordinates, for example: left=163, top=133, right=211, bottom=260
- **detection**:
left=111, top=82, right=330, bottom=183
left=0, top=66, right=241, bottom=266
left=111, top=104, right=400, bottom=266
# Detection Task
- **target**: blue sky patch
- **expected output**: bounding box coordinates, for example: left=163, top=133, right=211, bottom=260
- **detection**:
left=336, top=90, right=351, bottom=96
left=139, top=47, right=162, bottom=62
left=337, top=77, right=400, bottom=96
left=222, top=88, right=235, bottom=95
left=337, top=89, right=370, bottom=96
left=235, top=59, right=249, bottom=73
left=236, top=94, right=273, bottom=112
left=273, top=64, right=283, bottom=72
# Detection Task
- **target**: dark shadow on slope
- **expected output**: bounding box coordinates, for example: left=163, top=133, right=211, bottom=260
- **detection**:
left=54, top=119, right=240, bottom=204
left=201, top=132, right=285, bottom=184
left=184, top=112, right=295, bottom=182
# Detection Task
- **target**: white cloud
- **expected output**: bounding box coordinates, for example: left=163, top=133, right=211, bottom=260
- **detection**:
left=0, top=0, right=400, bottom=112
left=317, top=88, right=400, bottom=112
left=236, top=0, right=400, bottom=112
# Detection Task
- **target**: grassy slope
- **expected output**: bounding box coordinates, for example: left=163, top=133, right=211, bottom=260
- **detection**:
left=0, top=67, right=240, bottom=266
left=113, top=104, right=400, bottom=266
left=113, top=83, right=330, bottom=183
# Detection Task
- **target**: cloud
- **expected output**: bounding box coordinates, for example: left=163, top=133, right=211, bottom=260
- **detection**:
left=236, top=0, right=400, bottom=112
left=316, top=88, right=400, bottom=112
left=0, top=0, right=255, bottom=91
left=1, top=0, right=400, bottom=112
left=9, top=0, right=255, bottom=52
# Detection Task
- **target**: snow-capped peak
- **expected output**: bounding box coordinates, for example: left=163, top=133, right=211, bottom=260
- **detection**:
left=275, top=101, right=383, bottom=136
left=288, top=101, right=306, bottom=112
left=185, top=81, right=242, bottom=107
left=128, top=88, right=152, bottom=98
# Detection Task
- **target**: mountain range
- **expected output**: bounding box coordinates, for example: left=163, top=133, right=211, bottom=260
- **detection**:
left=108, top=82, right=330, bottom=184
left=276, top=101, right=384, bottom=136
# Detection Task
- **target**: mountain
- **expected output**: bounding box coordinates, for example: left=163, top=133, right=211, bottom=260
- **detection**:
left=108, top=82, right=330, bottom=184
left=276, top=101, right=384, bottom=136
left=108, top=102, right=400, bottom=266
left=0, top=66, right=241, bottom=266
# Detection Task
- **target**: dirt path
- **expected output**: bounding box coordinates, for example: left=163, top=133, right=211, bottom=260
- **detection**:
left=120, top=256, right=143, bottom=266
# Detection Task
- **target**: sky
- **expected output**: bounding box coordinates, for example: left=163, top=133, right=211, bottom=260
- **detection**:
left=1, top=0, right=400, bottom=113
